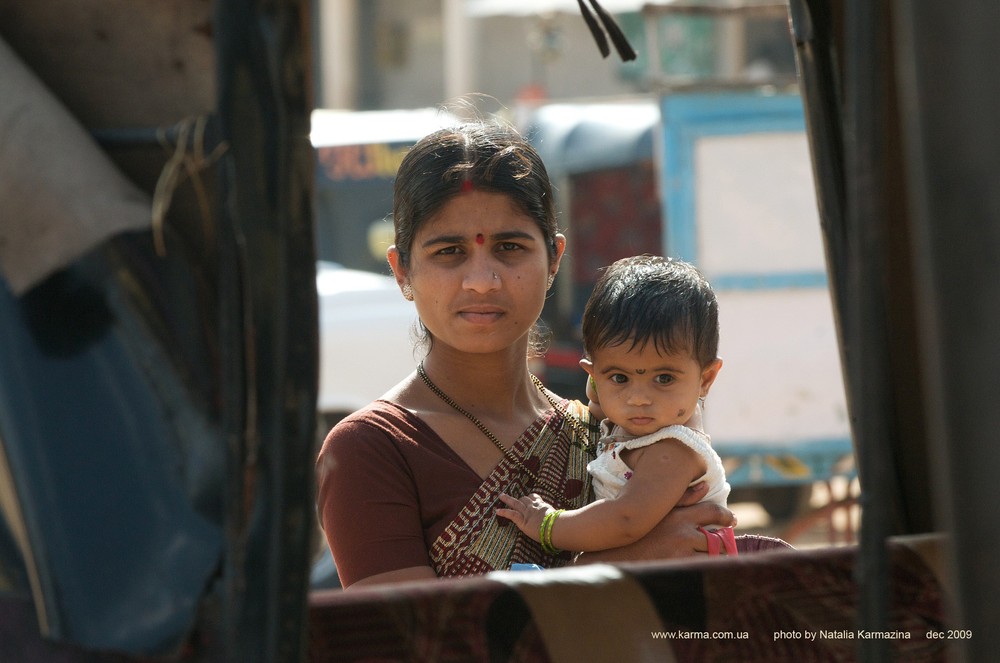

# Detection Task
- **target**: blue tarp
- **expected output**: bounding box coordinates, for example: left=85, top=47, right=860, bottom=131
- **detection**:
left=0, top=268, right=222, bottom=655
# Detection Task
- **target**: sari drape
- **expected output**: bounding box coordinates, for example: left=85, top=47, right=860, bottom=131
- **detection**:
left=430, top=399, right=597, bottom=576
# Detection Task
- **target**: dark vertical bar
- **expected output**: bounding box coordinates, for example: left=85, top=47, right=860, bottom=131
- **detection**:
left=894, top=3, right=1000, bottom=661
left=843, top=0, right=893, bottom=658
left=787, top=0, right=849, bottom=386
left=793, top=0, right=902, bottom=657
left=214, top=1, right=317, bottom=661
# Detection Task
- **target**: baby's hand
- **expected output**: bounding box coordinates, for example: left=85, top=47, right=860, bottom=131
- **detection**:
left=496, top=492, right=554, bottom=543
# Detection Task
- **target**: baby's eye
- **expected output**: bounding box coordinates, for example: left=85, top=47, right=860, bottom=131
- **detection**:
left=609, top=374, right=628, bottom=384
left=654, top=374, right=675, bottom=385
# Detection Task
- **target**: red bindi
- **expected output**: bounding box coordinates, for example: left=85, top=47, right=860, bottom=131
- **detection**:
left=475, top=233, right=485, bottom=245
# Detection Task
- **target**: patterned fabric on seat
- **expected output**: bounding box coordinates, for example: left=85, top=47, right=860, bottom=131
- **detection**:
left=308, top=537, right=947, bottom=662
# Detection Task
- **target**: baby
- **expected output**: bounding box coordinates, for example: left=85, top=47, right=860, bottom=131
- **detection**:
left=498, top=255, right=735, bottom=557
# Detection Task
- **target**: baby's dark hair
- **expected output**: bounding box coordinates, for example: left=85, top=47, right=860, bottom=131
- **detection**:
left=581, top=255, right=719, bottom=367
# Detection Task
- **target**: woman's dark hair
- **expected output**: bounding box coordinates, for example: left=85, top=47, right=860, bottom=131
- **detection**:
left=581, top=255, right=719, bottom=367
left=392, top=122, right=559, bottom=267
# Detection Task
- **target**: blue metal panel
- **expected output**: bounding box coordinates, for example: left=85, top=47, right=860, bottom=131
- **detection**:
left=709, top=271, right=830, bottom=291
left=658, top=92, right=852, bottom=489
left=659, top=93, right=809, bottom=265
left=715, top=437, right=856, bottom=487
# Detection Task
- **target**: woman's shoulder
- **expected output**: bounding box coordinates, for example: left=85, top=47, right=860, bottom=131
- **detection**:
left=548, top=397, right=599, bottom=448
left=318, top=399, right=466, bottom=468
left=546, top=396, right=598, bottom=430
left=336, top=399, right=415, bottom=427
left=561, top=397, right=593, bottom=421
left=319, top=401, right=423, bottom=456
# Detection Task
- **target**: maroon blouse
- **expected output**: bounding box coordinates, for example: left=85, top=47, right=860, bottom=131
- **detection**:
left=315, top=401, right=487, bottom=587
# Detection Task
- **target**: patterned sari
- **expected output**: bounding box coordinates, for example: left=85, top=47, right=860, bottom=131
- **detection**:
left=430, top=399, right=597, bottom=576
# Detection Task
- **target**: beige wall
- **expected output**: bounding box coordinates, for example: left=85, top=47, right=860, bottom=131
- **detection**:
left=314, top=0, right=639, bottom=111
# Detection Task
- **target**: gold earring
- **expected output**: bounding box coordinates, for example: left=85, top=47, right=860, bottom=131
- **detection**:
left=547, top=274, right=555, bottom=289
left=402, top=283, right=414, bottom=301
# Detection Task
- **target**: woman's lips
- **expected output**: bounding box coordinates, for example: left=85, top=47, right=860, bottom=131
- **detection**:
left=458, top=307, right=504, bottom=324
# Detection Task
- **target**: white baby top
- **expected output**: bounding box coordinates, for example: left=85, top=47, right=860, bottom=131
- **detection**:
left=587, top=421, right=730, bottom=506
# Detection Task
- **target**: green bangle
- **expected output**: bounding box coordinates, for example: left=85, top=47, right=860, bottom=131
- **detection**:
left=540, top=509, right=565, bottom=555
left=539, top=511, right=552, bottom=552
left=540, top=514, right=553, bottom=554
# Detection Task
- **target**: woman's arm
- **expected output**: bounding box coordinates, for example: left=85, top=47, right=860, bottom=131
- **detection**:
left=346, top=566, right=438, bottom=589
left=498, top=438, right=705, bottom=552
left=316, top=417, right=438, bottom=588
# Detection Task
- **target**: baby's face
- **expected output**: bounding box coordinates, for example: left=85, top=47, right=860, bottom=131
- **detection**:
left=584, top=341, right=720, bottom=437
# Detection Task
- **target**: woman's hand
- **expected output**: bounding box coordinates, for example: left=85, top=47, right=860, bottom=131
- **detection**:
left=574, top=493, right=736, bottom=563
left=676, top=480, right=710, bottom=507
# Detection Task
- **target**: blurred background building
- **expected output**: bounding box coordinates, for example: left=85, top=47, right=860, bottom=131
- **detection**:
left=312, top=0, right=798, bottom=111
left=306, top=1, right=857, bottom=538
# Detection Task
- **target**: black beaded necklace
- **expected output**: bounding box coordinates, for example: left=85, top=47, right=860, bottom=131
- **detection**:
left=417, top=362, right=591, bottom=485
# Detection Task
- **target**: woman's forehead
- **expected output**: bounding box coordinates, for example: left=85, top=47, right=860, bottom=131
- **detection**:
left=416, top=191, right=541, bottom=241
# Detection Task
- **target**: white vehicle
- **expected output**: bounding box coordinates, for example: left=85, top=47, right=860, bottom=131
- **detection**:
left=316, top=261, right=420, bottom=429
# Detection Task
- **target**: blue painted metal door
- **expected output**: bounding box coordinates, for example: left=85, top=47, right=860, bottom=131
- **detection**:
left=658, top=92, right=855, bottom=492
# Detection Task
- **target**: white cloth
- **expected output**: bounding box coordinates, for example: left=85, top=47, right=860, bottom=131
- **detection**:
left=587, top=421, right=730, bottom=506
left=0, top=37, right=150, bottom=295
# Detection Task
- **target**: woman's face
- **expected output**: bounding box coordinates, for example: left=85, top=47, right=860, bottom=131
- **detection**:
left=388, top=190, right=564, bottom=356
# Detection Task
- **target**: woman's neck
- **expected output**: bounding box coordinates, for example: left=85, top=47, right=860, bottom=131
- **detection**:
left=420, top=348, right=545, bottom=418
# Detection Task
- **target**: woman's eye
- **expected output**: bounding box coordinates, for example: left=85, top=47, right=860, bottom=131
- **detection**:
left=436, top=246, right=462, bottom=256
left=497, top=241, right=522, bottom=252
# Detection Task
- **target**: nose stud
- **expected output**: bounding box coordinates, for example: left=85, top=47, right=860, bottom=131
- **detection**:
left=493, top=271, right=499, bottom=280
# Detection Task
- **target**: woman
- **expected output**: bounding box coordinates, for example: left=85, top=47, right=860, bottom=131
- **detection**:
left=315, top=121, right=734, bottom=589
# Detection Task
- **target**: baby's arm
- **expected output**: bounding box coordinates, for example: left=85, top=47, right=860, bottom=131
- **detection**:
left=498, top=438, right=706, bottom=552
